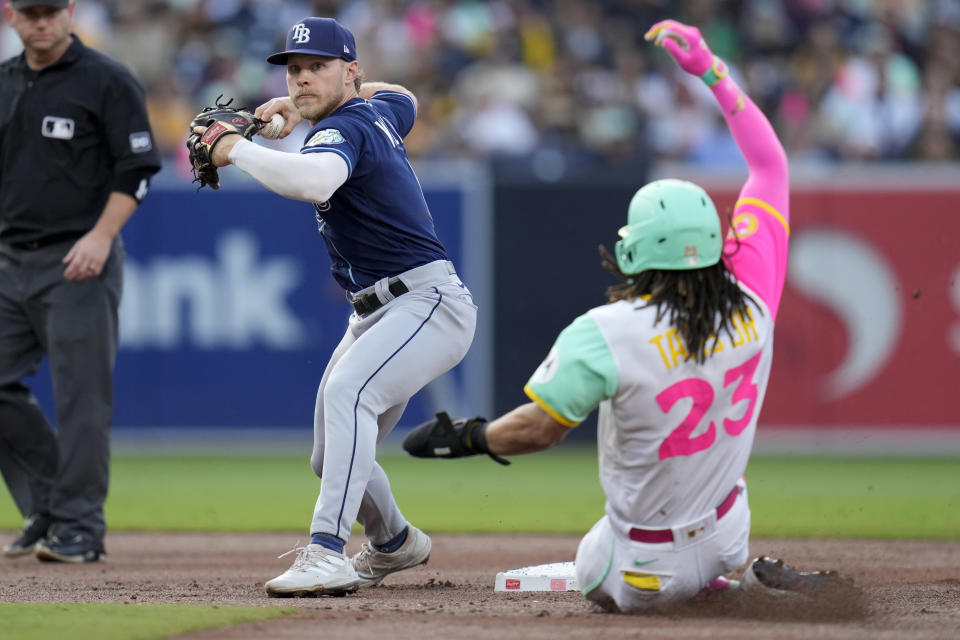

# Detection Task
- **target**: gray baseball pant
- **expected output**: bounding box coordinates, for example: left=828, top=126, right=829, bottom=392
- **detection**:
left=309, top=260, right=477, bottom=544
left=0, top=237, right=123, bottom=543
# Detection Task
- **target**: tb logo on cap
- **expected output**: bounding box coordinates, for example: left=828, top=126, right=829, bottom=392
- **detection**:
left=292, top=23, right=311, bottom=44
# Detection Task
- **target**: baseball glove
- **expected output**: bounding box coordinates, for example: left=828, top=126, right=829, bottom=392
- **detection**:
left=186, top=96, right=263, bottom=190
left=403, top=411, right=510, bottom=466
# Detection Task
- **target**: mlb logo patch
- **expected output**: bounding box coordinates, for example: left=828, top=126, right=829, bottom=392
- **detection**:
left=130, top=131, right=153, bottom=153
left=42, top=116, right=75, bottom=140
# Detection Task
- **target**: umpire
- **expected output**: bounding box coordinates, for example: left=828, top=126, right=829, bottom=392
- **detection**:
left=0, top=0, right=160, bottom=562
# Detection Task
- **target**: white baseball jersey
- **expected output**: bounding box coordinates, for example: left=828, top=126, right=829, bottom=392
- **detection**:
left=526, top=287, right=773, bottom=530
left=519, top=76, right=790, bottom=608
left=530, top=33, right=791, bottom=609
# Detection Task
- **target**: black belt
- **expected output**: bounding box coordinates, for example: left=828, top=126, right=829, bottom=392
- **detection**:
left=6, top=231, right=84, bottom=251
left=350, top=278, right=409, bottom=315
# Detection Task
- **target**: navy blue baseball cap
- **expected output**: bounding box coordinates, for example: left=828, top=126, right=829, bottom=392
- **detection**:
left=267, top=17, right=357, bottom=65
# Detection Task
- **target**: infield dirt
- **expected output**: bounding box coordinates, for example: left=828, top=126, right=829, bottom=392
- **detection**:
left=2, top=533, right=958, bottom=639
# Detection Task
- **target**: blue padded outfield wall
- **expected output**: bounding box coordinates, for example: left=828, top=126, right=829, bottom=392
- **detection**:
left=24, top=163, right=493, bottom=431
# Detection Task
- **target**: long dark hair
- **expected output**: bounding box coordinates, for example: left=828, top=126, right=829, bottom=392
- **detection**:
left=598, top=243, right=758, bottom=364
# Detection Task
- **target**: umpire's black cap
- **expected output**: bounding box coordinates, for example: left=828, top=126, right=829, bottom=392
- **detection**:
left=267, top=17, right=357, bottom=66
left=11, top=0, right=70, bottom=8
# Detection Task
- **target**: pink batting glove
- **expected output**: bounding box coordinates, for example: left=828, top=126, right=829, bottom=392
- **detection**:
left=644, top=20, right=715, bottom=77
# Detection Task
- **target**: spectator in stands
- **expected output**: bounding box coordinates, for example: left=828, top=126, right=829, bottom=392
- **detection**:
left=2, top=0, right=953, bottom=170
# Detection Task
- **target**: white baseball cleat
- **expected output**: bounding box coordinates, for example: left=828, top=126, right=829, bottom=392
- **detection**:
left=351, top=525, right=432, bottom=587
left=264, top=544, right=360, bottom=597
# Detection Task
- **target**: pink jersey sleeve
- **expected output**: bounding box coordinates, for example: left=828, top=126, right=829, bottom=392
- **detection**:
left=711, top=74, right=790, bottom=320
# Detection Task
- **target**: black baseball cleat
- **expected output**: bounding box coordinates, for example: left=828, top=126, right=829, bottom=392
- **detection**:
left=3, top=514, right=51, bottom=558
left=741, top=556, right=843, bottom=596
left=35, top=534, right=105, bottom=563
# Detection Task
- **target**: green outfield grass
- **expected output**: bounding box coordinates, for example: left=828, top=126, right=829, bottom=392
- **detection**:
left=1, top=450, right=958, bottom=539
left=1, top=451, right=956, bottom=640
left=0, top=603, right=296, bottom=640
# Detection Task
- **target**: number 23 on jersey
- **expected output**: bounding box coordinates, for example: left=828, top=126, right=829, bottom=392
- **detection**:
left=656, top=352, right=762, bottom=460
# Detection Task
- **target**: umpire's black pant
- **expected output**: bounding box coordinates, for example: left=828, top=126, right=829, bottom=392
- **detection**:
left=0, top=236, right=123, bottom=544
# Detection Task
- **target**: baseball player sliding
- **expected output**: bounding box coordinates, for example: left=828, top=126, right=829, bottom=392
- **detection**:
left=405, top=20, right=840, bottom=611
left=188, top=17, right=476, bottom=596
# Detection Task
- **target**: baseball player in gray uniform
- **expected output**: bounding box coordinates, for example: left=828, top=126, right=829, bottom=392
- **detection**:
left=405, top=19, right=841, bottom=611
left=189, top=17, right=476, bottom=596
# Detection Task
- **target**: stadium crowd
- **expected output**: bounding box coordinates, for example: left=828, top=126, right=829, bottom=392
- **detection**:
left=2, top=0, right=958, bottom=177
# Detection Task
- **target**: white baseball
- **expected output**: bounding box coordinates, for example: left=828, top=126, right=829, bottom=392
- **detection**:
left=259, top=113, right=285, bottom=139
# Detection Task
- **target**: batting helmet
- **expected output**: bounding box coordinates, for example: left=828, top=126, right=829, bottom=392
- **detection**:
left=614, top=178, right=721, bottom=274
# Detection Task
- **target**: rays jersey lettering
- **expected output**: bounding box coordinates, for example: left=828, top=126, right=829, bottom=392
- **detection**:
left=373, top=116, right=401, bottom=148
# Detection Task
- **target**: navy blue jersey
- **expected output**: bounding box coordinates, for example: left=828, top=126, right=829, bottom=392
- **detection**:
left=301, top=91, right=447, bottom=293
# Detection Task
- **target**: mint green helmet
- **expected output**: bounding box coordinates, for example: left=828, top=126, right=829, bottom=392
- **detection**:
left=614, top=178, right=722, bottom=274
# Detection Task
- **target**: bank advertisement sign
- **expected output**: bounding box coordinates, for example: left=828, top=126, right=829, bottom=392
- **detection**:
left=26, top=176, right=485, bottom=430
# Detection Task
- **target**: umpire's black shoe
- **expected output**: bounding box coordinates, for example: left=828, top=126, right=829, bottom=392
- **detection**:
left=35, top=534, right=104, bottom=563
left=3, top=514, right=51, bottom=558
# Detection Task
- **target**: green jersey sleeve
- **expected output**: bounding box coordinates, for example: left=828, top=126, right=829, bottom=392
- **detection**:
left=523, top=312, right=619, bottom=426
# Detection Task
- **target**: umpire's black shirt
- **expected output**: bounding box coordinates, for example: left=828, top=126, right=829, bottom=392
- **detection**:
left=0, top=34, right=162, bottom=246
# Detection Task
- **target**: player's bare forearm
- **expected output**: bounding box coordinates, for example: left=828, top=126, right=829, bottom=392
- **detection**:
left=486, top=402, right=571, bottom=455
left=358, top=82, right=418, bottom=111
left=210, top=133, right=242, bottom=167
